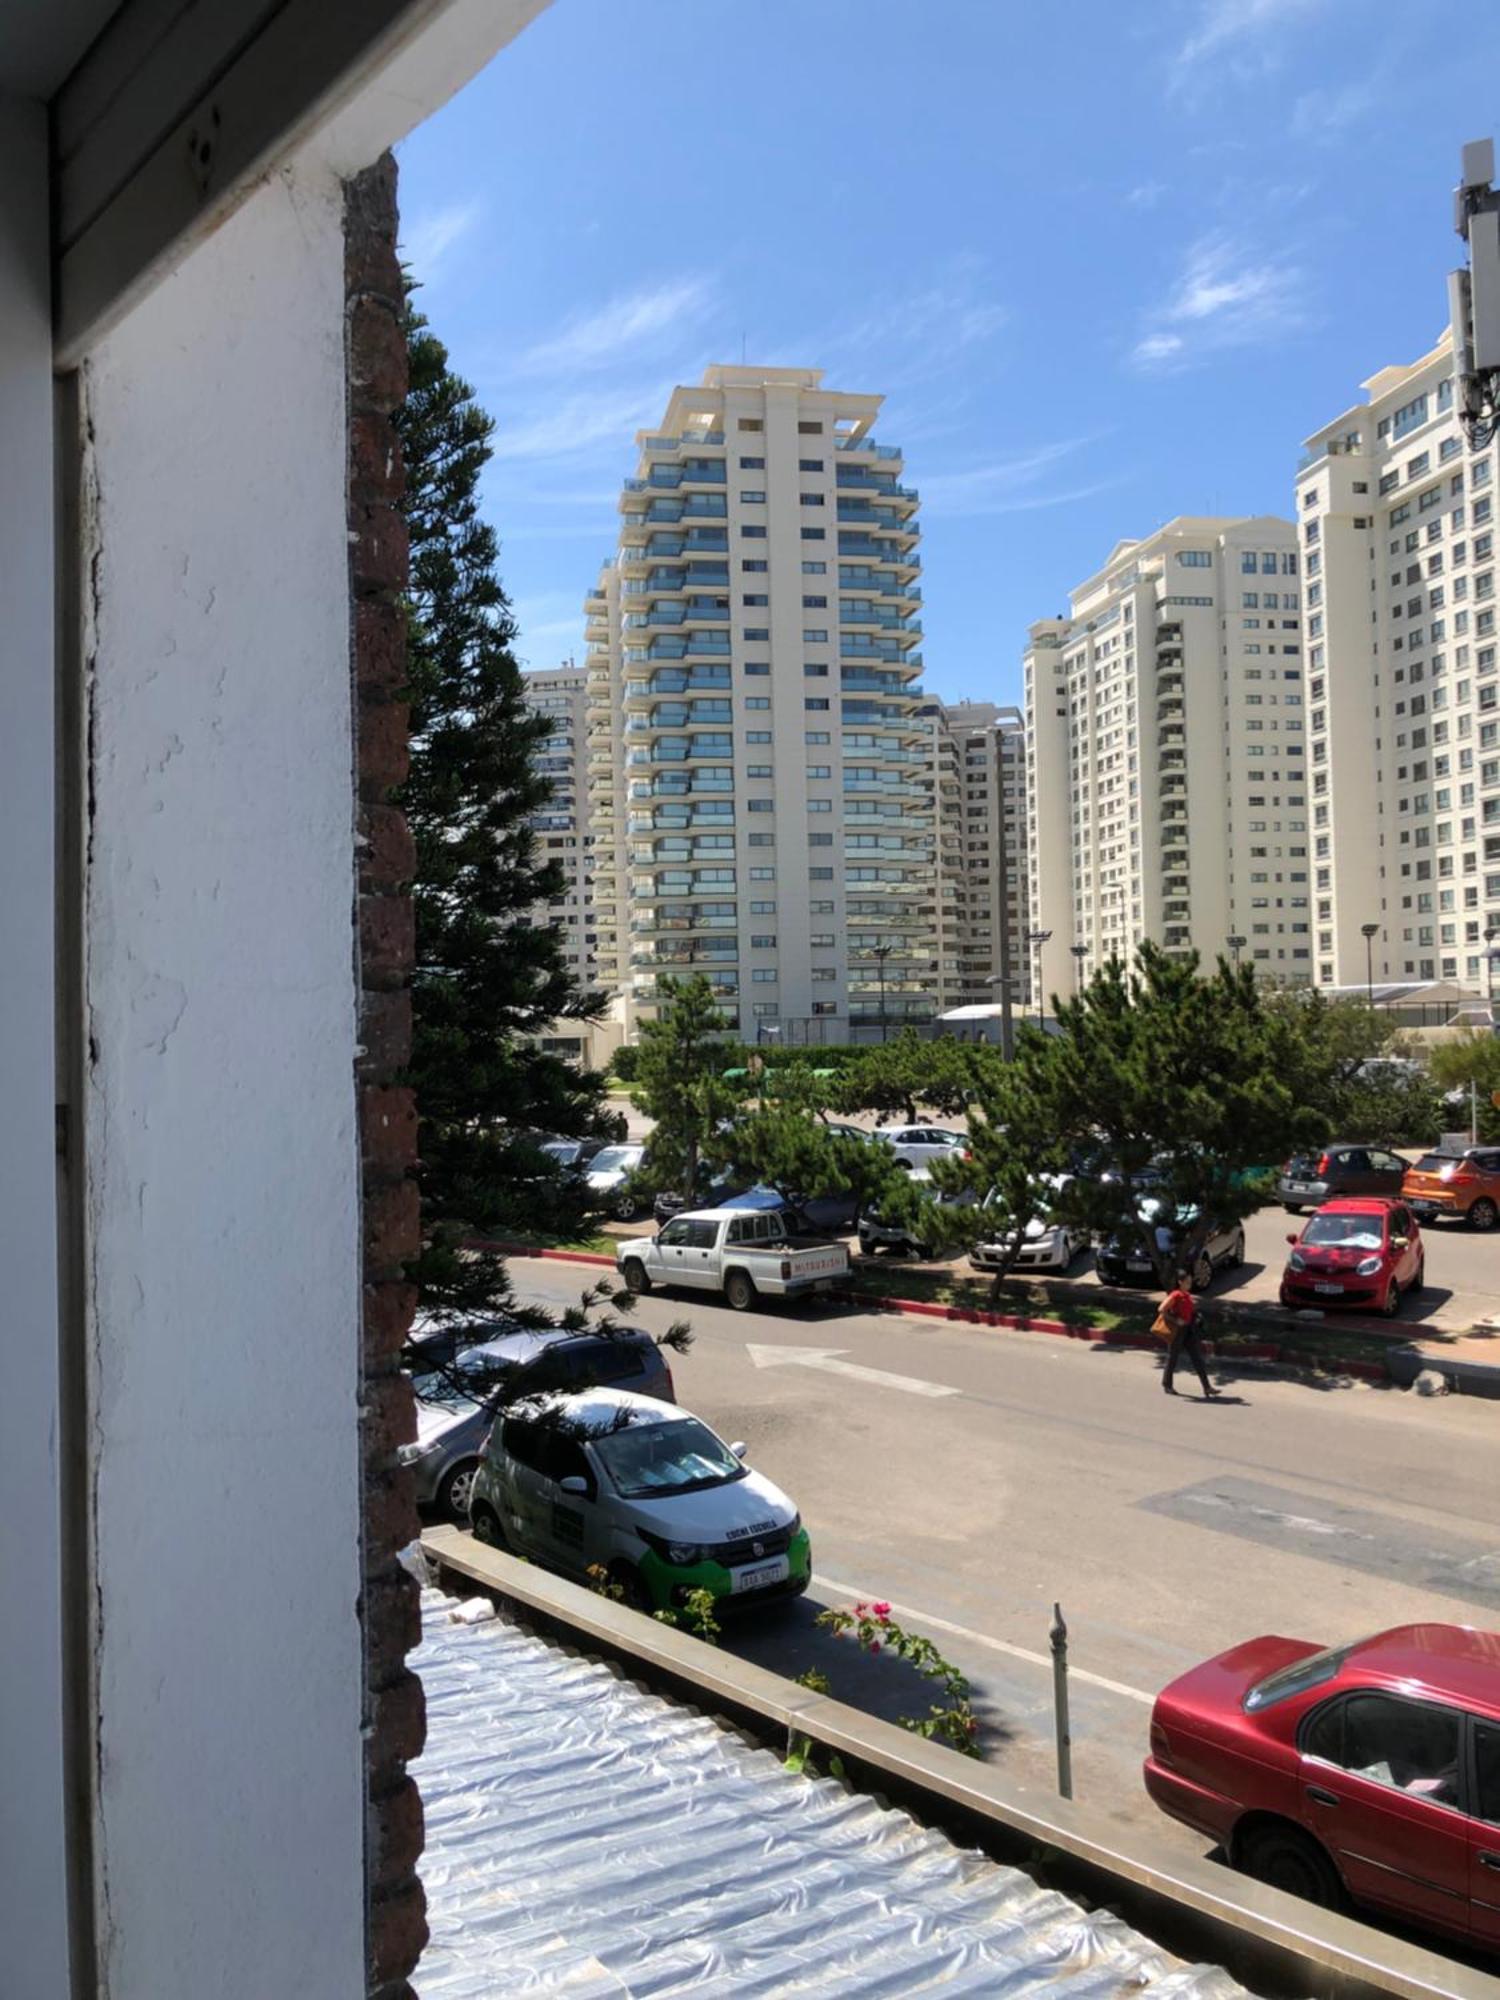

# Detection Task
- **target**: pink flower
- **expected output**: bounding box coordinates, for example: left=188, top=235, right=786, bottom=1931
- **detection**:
left=868, top=1640, right=882, bottom=1654
left=872, top=1601, right=891, bottom=1620
left=853, top=1601, right=867, bottom=1615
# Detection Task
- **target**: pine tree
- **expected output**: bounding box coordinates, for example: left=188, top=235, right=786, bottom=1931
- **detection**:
left=397, top=299, right=616, bottom=1317
left=632, top=975, right=742, bottom=1207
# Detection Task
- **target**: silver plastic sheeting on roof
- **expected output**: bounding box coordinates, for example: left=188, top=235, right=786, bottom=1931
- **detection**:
left=412, top=1590, right=1249, bottom=1998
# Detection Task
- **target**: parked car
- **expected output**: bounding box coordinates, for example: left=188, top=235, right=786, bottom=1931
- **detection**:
left=972, top=1179, right=1081, bottom=1275
left=402, top=1325, right=673, bottom=1521
left=1143, top=1622, right=1500, bottom=1948
left=877, top=1124, right=971, bottom=1171
left=1279, top=1197, right=1423, bottom=1316
left=1095, top=1199, right=1244, bottom=1291
left=653, top=1169, right=748, bottom=1228
left=468, top=1387, right=812, bottom=1616
left=857, top=1169, right=976, bottom=1259
left=616, top=1206, right=849, bottom=1311
left=715, top=1181, right=863, bottom=1235
left=538, top=1134, right=610, bottom=1171
left=584, top=1142, right=649, bottom=1220
left=1276, top=1143, right=1408, bottom=1213
left=1402, top=1144, right=1500, bottom=1231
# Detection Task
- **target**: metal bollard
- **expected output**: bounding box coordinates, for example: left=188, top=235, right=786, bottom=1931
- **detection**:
left=1050, top=1602, right=1073, bottom=1799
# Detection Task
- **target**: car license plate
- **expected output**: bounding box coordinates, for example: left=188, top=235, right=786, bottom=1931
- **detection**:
left=1287, top=1183, right=1310, bottom=1196
left=732, top=1556, right=789, bottom=1593
left=1314, top=1282, right=1343, bottom=1295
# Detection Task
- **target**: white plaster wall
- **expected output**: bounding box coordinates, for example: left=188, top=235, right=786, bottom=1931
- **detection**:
left=84, top=162, right=365, bottom=1998
left=0, top=93, right=72, bottom=2000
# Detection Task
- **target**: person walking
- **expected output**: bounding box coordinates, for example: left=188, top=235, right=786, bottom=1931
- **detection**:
left=1155, top=1269, right=1216, bottom=1399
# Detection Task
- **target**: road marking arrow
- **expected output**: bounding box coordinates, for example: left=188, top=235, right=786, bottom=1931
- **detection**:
left=745, top=1343, right=959, bottom=1399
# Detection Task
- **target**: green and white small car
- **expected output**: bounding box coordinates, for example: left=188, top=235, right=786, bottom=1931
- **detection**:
left=468, top=1387, right=811, bottom=1615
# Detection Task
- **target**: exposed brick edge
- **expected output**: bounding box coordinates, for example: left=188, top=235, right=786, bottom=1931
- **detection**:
left=481, top=1245, right=1393, bottom=1383
left=347, top=154, right=427, bottom=1998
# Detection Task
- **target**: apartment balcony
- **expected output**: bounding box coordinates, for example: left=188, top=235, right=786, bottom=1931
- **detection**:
left=623, top=603, right=731, bottom=632
left=839, top=566, right=921, bottom=600
left=836, top=535, right=921, bottom=568
left=625, top=636, right=732, bottom=663
left=838, top=601, right=922, bottom=635
left=836, top=437, right=902, bottom=459
left=630, top=910, right=738, bottom=936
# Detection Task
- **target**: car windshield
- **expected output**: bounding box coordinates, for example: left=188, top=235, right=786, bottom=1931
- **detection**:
left=1244, top=1640, right=1360, bottom=1712
left=540, top=1140, right=581, bottom=1164
left=1303, top=1213, right=1384, bottom=1250
left=590, top=1146, right=638, bottom=1174
left=1412, top=1152, right=1458, bottom=1176
left=592, top=1416, right=745, bottom=1498
left=412, top=1349, right=520, bottom=1409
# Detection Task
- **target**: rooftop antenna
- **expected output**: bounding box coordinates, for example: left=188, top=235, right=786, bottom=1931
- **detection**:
left=1451, top=138, right=1500, bottom=449
left=741, top=329, right=747, bottom=365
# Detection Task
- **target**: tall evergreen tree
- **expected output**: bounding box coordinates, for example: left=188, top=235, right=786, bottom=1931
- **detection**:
left=397, top=299, right=617, bottom=1317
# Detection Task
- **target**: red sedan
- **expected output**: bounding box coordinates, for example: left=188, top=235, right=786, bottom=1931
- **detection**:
left=1144, top=1624, right=1500, bottom=1948
left=1279, top=1195, right=1424, bottom=1317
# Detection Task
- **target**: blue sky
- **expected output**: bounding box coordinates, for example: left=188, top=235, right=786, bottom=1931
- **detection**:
left=396, top=0, right=1499, bottom=706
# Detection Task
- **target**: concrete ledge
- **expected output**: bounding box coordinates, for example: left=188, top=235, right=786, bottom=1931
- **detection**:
left=422, top=1525, right=1500, bottom=2000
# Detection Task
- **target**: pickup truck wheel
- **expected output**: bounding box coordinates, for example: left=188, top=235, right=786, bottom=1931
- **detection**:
left=724, top=1269, right=756, bottom=1312
left=1239, top=1823, right=1342, bottom=1909
left=621, top=1257, right=650, bottom=1294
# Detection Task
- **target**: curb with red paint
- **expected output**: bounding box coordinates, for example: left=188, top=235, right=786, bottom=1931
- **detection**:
left=475, top=1241, right=1395, bottom=1386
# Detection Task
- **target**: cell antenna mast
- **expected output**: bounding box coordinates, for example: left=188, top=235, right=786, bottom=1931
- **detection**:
left=1450, top=138, right=1500, bottom=450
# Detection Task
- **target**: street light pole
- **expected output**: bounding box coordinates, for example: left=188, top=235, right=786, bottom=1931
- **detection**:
left=1486, top=929, right=1500, bottom=1033
left=1361, top=921, right=1380, bottom=1013
left=1025, top=927, right=1052, bottom=1032
left=1226, top=933, right=1246, bottom=971
left=1070, top=943, right=1088, bottom=995
left=873, top=941, right=893, bottom=1045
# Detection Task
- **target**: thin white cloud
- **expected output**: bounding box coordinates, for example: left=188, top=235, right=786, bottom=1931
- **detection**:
left=919, top=438, right=1118, bottom=519
left=400, top=201, right=484, bottom=278
left=488, top=383, right=673, bottom=461
left=1127, top=181, right=1168, bottom=209
left=517, top=278, right=715, bottom=375
left=1290, top=75, right=1381, bottom=140
left=1130, top=231, right=1309, bottom=369
left=1176, top=0, right=1327, bottom=69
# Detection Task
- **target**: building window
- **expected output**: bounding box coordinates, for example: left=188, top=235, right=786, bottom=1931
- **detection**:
left=805, top=697, right=829, bottom=710
left=798, top=420, right=823, bottom=435
left=800, top=527, right=826, bottom=541
left=742, top=525, right=767, bottom=539
left=799, top=458, right=824, bottom=471
left=738, top=418, right=763, bottom=432
left=739, top=455, right=764, bottom=469
left=803, top=629, right=828, bottom=642
left=801, top=492, right=824, bottom=506
left=1177, top=550, right=1212, bottom=567
left=801, top=560, right=826, bottom=574
left=739, top=489, right=766, bottom=504
left=742, top=559, right=768, bottom=572
left=805, top=730, right=830, bottom=743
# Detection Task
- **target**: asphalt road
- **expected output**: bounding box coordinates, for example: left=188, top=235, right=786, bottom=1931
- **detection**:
left=504, top=1254, right=1499, bottom=1878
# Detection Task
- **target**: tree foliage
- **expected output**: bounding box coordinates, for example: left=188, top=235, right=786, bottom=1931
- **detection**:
left=397, top=299, right=617, bottom=1319
left=710, top=1063, right=907, bottom=1224
left=631, top=975, right=742, bottom=1205
left=835, top=1029, right=987, bottom=1126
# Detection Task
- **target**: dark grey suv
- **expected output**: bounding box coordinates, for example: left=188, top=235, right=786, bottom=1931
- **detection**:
left=403, top=1323, right=674, bottom=1520
left=1276, top=1143, right=1407, bottom=1213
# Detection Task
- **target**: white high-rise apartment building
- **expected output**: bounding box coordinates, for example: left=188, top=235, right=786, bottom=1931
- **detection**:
left=1025, top=517, right=1310, bottom=1007
left=586, top=366, right=931, bottom=1043
left=523, top=664, right=594, bottom=988
left=1297, top=332, right=1500, bottom=989
left=925, top=699, right=1029, bottom=1011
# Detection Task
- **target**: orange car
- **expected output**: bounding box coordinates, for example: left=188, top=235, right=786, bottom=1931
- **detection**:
left=1401, top=1144, right=1500, bottom=1230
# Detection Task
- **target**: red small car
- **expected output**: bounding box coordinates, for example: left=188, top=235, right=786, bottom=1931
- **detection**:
left=1279, top=1196, right=1423, bottom=1317
left=1144, top=1624, right=1500, bottom=1948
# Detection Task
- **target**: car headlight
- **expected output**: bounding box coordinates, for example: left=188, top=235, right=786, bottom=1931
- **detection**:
left=396, top=1440, right=433, bottom=1466
left=667, top=1542, right=706, bottom=1566
left=1287, top=1251, right=1306, bottom=1272
left=1355, top=1255, right=1383, bottom=1276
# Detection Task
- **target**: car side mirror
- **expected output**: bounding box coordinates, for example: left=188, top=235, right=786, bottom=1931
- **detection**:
left=1286, top=1233, right=1299, bottom=1246
left=1391, top=1235, right=1408, bottom=1250
left=559, top=1475, right=589, bottom=1496
left=729, top=1441, right=748, bottom=1460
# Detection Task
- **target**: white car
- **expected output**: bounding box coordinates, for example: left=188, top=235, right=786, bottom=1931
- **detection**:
left=877, top=1124, right=970, bottom=1171
left=585, top=1143, right=648, bottom=1220
left=468, top=1387, right=811, bottom=1616
left=971, top=1176, right=1078, bottom=1274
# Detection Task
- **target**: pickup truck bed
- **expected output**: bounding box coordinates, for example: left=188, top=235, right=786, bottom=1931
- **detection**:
left=615, top=1205, right=851, bottom=1311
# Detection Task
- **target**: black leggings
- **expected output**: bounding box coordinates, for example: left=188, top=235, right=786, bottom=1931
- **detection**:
left=1164, top=1322, right=1212, bottom=1395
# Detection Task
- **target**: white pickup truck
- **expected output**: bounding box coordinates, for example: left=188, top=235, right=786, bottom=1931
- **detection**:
left=616, top=1206, right=849, bottom=1312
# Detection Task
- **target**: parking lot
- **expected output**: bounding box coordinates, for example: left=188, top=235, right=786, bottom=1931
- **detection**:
left=604, top=1096, right=1500, bottom=1335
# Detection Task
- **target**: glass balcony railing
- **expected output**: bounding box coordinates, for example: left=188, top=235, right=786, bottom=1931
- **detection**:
left=836, top=438, right=901, bottom=458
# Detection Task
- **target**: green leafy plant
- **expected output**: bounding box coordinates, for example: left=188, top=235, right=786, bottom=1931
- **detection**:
left=679, top=1586, right=721, bottom=1646
left=816, top=1600, right=981, bottom=1757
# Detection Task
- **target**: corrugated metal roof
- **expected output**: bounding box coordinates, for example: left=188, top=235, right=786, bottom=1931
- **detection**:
left=412, top=1589, right=1247, bottom=1997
